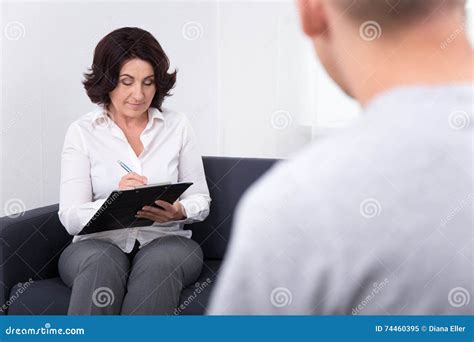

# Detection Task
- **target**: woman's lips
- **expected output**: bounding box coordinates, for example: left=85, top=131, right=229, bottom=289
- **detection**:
left=127, top=102, right=145, bottom=109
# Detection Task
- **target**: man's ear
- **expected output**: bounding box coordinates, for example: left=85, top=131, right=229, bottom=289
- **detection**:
left=297, top=0, right=328, bottom=37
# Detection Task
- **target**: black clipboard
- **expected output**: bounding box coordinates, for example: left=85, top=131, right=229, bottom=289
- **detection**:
left=78, top=182, right=193, bottom=235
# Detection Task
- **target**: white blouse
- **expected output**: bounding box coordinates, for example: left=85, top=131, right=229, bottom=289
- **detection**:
left=58, top=107, right=211, bottom=253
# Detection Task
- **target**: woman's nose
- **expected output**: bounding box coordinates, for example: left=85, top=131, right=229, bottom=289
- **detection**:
left=132, top=84, right=145, bottom=101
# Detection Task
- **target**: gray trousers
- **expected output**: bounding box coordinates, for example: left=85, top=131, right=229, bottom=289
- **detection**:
left=58, top=235, right=203, bottom=315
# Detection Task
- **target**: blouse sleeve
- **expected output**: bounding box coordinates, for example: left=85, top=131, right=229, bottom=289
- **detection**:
left=176, top=117, right=211, bottom=224
left=57, top=122, right=106, bottom=235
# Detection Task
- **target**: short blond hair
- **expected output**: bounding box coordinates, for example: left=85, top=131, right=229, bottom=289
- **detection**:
left=335, top=0, right=465, bottom=25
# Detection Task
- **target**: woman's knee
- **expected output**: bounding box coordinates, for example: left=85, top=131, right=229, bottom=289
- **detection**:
left=141, top=236, right=202, bottom=266
left=59, top=239, right=130, bottom=287
left=133, top=236, right=203, bottom=284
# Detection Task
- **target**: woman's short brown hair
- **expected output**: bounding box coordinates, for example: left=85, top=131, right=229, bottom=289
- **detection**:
left=83, top=27, right=177, bottom=111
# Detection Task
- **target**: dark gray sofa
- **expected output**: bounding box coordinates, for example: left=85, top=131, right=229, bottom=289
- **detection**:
left=0, top=156, right=278, bottom=315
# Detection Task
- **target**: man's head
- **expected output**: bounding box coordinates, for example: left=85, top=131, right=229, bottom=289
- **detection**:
left=297, top=0, right=469, bottom=104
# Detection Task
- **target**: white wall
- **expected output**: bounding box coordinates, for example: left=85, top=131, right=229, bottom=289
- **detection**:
left=1, top=0, right=473, bottom=216
left=0, top=0, right=319, bottom=215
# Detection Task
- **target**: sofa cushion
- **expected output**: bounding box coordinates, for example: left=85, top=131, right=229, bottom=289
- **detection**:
left=7, top=260, right=221, bottom=315
left=7, top=277, right=71, bottom=315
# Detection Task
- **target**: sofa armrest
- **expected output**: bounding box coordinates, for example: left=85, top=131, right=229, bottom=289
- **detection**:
left=0, top=204, right=72, bottom=314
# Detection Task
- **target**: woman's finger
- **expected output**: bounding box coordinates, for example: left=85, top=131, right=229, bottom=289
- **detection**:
left=119, top=178, right=147, bottom=190
left=155, top=200, right=175, bottom=212
left=124, top=180, right=145, bottom=188
left=136, top=210, right=167, bottom=222
left=141, top=206, right=172, bottom=220
left=125, top=173, right=147, bottom=183
left=142, top=205, right=166, bottom=214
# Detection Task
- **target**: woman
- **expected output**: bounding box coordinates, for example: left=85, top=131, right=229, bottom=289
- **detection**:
left=58, top=27, right=211, bottom=315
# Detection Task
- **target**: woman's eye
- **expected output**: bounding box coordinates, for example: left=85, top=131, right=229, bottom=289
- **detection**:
left=144, top=81, right=154, bottom=86
left=121, top=80, right=133, bottom=86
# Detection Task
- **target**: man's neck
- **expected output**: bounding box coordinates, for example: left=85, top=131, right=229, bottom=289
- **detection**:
left=342, top=16, right=473, bottom=106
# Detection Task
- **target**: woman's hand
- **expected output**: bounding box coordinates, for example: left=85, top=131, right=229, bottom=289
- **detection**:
left=118, top=172, right=148, bottom=190
left=136, top=200, right=186, bottom=223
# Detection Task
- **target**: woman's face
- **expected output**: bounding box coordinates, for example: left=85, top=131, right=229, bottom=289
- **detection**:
left=108, top=58, right=156, bottom=119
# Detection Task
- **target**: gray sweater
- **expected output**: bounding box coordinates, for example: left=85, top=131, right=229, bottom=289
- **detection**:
left=208, top=84, right=473, bottom=315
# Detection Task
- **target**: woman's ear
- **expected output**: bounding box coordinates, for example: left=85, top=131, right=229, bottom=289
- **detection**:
left=297, top=0, right=329, bottom=38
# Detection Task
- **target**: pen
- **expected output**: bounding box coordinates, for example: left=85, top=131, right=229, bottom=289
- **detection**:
left=117, top=160, right=133, bottom=173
